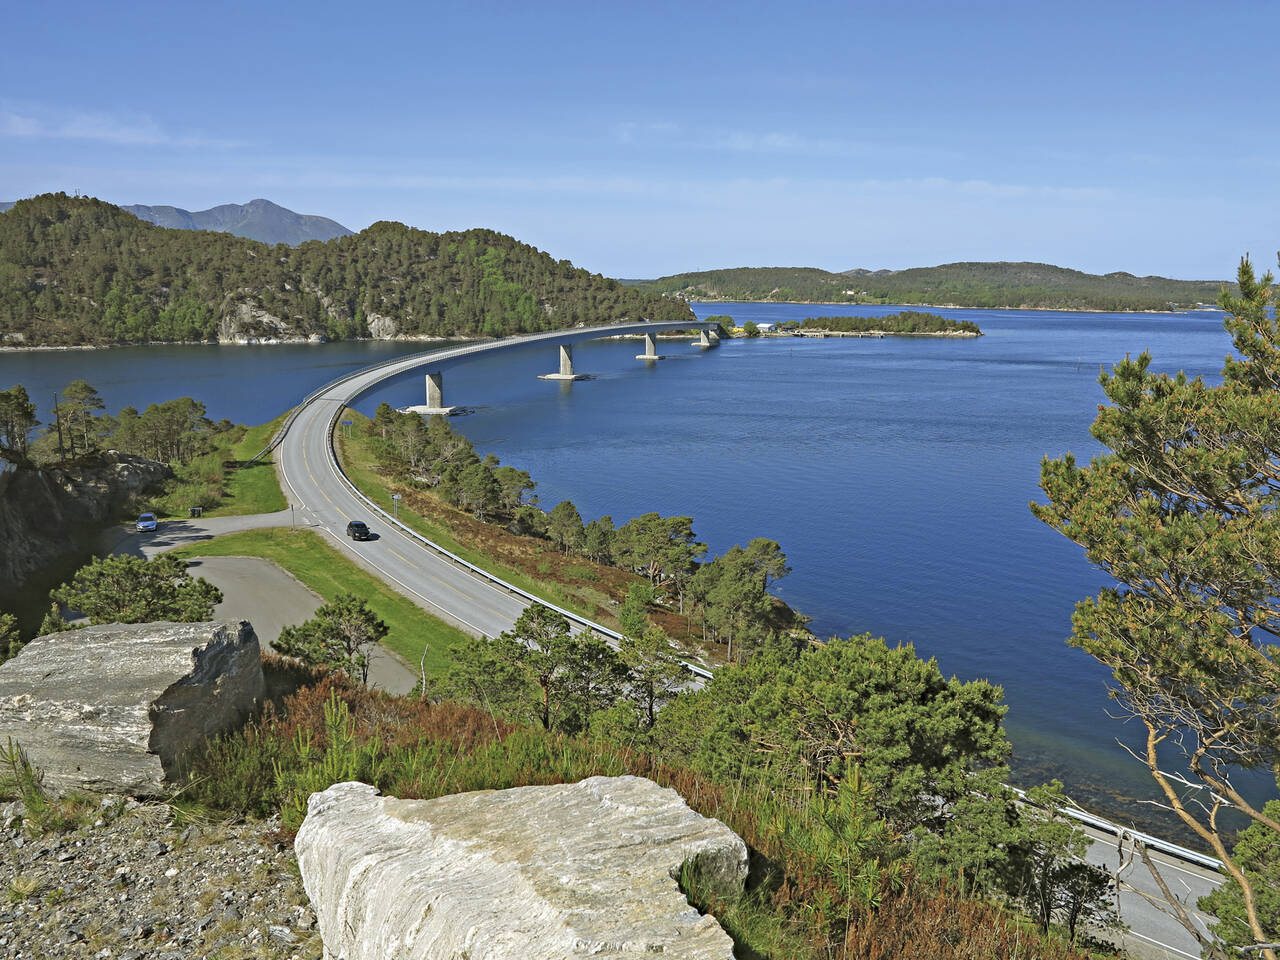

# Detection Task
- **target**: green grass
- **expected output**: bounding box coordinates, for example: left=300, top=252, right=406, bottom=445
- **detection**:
left=206, top=413, right=290, bottom=517
left=171, top=527, right=472, bottom=675
left=145, top=413, right=290, bottom=520
left=336, top=419, right=596, bottom=619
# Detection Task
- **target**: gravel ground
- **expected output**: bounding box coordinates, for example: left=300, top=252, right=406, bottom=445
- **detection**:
left=0, top=796, right=321, bottom=960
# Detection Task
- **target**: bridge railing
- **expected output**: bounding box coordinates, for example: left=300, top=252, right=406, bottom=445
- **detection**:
left=263, top=321, right=717, bottom=678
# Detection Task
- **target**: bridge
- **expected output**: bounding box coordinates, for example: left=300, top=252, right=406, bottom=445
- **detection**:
left=398, top=321, right=719, bottom=413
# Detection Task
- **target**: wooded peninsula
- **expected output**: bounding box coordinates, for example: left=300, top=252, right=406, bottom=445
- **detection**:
left=0, top=194, right=693, bottom=347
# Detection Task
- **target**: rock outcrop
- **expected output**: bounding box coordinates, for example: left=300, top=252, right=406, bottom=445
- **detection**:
left=295, top=776, right=748, bottom=960
left=365, top=312, right=398, bottom=339
left=0, top=620, right=264, bottom=796
left=0, top=451, right=171, bottom=609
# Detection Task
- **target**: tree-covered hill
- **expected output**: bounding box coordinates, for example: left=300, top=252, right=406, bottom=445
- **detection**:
left=0, top=194, right=693, bottom=346
left=633, top=261, right=1232, bottom=312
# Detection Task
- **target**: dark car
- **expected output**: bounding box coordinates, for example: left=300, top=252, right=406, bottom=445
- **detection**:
left=345, top=520, right=371, bottom=541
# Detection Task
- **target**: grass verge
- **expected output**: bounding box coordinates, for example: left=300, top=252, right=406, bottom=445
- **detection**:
left=209, top=413, right=289, bottom=517
left=171, top=527, right=472, bottom=676
left=146, top=413, right=289, bottom=519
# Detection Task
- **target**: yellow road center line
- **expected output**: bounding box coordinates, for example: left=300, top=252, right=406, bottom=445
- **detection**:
left=389, top=548, right=419, bottom=568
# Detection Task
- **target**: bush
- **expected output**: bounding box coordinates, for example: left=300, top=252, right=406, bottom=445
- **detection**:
left=182, top=680, right=1109, bottom=960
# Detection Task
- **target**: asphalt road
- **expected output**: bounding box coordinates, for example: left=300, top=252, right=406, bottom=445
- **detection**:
left=1079, top=821, right=1221, bottom=959
left=93, top=323, right=1220, bottom=960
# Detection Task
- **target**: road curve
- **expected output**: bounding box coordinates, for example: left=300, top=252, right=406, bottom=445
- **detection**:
left=273, top=321, right=719, bottom=648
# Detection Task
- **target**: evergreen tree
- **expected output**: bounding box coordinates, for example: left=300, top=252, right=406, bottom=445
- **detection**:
left=620, top=625, right=686, bottom=728
left=1033, top=255, right=1280, bottom=959
left=275, top=593, right=388, bottom=685
left=547, top=500, right=585, bottom=553
left=48, top=554, right=222, bottom=624
left=0, top=385, right=38, bottom=460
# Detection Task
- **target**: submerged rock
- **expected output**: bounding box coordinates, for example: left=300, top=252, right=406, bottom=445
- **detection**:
left=0, top=619, right=264, bottom=795
left=296, top=776, right=748, bottom=959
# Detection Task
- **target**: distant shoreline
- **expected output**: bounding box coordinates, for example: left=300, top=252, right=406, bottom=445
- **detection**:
left=685, top=298, right=1220, bottom=315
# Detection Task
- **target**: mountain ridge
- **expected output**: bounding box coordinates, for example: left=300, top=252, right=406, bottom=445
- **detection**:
left=120, top=198, right=352, bottom=245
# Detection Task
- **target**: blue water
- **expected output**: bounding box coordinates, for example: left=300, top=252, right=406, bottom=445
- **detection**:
left=0, top=306, right=1258, bottom=830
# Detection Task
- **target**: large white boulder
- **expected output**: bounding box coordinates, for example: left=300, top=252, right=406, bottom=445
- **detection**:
left=296, top=776, right=749, bottom=959
left=0, top=619, right=264, bottom=795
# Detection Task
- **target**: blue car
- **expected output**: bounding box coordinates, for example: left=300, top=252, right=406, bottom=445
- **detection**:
left=136, top=512, right=158, bottom=532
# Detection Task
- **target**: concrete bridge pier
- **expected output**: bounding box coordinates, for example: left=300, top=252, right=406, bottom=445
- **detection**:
left=538, top=343, right=589, bottom=381
left=636, top=332, right=661, bottom=360
left=695, top=329, right=718, bottom=348
left=402, top=371, right=457, bottom=416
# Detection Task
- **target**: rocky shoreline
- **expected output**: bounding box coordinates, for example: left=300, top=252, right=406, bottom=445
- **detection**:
left=0, top=333, right=472, bottom=353
left=0, top=795, right=320, bottom=960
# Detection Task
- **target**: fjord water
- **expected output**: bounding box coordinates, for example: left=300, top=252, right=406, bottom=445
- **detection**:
left=360, top=302, right=1237, bottom=829
left=0, top=305, right=1242, bottom=829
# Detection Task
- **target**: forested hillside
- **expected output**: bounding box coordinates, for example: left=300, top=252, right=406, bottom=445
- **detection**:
left=0, top=194, right=693, bottom=346
left=634, top=261, right=1231, bottom=312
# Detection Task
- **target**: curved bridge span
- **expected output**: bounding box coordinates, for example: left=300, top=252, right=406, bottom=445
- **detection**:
left=267, top=320, right=719, bottom=677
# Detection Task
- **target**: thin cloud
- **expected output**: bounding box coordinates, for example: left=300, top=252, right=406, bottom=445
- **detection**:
left=0, top=105, right=240, bottom=148
left=611, top=120, right=680, bottom=144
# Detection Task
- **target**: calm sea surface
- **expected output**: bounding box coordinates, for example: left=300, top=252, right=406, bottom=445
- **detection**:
left=1, top=304, right=1260, bottom=830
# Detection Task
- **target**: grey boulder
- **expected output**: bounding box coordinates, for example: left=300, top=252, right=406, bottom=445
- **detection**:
left=0, top=620, right=263, bottom=795
left=296, top=776, right=748, bottom=959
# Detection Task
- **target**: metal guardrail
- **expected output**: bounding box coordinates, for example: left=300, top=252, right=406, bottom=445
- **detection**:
left=1008, top=785, right=1224, bottom=871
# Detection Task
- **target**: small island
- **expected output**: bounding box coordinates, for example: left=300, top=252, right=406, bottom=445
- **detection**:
left=728, top=311, right=982, bottom=338
left=800, top=311, right=981, bottom=336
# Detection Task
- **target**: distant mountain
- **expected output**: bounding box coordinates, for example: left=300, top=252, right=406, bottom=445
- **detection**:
left=1, top=197, right=351, bottom=245
left=635, top=262, right=1233, bottom=312
left=120, top=198, right=352, bottom=246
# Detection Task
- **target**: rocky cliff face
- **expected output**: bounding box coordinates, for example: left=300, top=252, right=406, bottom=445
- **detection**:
left=0, top=452, right=171, bottom=610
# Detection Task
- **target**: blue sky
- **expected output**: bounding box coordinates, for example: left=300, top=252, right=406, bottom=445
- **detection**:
left=2, top=0, right=1275, bottom=279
